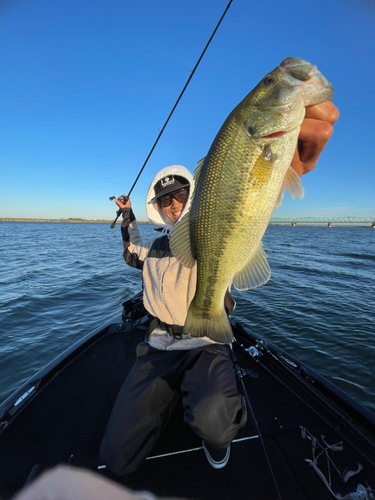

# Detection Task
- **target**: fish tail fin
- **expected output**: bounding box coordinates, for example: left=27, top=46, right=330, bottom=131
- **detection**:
left=184, top=300, right=234, bottom=343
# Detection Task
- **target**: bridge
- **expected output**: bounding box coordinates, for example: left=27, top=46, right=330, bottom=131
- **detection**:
left=268, top=217, right=375, bottom=227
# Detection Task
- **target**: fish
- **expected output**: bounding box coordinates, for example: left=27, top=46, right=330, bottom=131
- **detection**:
left=170, top=57, right=334, bottom=343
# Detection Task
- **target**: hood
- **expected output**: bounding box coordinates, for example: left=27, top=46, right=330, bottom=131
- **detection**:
left=146, top=165, right=194, bottom=230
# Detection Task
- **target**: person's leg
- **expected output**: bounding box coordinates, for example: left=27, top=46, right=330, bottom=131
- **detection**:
left=181, top=345, right=247, bottom=451
left=100, top=343, right=182, bottom=475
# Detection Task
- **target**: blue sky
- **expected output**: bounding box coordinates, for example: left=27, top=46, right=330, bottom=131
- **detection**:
left=1, top=0, right=374, bottom=221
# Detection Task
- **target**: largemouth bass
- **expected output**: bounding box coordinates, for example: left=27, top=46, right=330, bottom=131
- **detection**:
left=170, top=57, right=334, bottom=343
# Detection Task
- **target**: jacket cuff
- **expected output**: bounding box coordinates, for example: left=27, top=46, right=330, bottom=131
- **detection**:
left=121, top=207, right=135, bottom=227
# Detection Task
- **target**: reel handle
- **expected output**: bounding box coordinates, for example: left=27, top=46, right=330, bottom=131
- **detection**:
left=109, top=196, right=129, bottom=229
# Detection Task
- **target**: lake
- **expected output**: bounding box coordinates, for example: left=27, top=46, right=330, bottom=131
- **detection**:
left=0, top=222, right=374, bottom=413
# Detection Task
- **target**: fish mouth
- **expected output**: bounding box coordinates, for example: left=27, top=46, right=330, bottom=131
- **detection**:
left=280, top=57, right=317, bottom=82
left=260, top=124, right=299, bottom=139
left=262, top=131, right=287, bottom=139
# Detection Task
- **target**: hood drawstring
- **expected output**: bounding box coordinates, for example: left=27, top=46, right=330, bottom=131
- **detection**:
left=161, top=226, right=173, bottom=238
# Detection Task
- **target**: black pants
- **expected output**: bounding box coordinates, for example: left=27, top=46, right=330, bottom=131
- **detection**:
left=100, top=343, right=247, bottom=475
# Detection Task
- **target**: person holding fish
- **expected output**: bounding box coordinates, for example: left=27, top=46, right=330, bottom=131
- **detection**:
left=101, top=58, right=339, bottom=475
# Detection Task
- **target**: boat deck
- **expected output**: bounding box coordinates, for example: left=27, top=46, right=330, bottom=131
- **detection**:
left=1, top=321, right=374, bottom=499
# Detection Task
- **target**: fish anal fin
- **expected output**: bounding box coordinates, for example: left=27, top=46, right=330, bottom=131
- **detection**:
left=233, top=243, right=271, bottom=291
left=275, top=166, right=305, bottom=208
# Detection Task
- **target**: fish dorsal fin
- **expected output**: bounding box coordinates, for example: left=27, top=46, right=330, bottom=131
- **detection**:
left=169, top=212, right=195, bottom=268
left=192, top=157, right=205, bottom=197
left=275, top=166, right=305, bottom=208
left=232, top=242, right=271, bottom=291
left=169, top=157, right=205, bottom=268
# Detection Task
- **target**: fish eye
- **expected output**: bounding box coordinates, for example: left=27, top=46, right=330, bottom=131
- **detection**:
left=264, top=76, right=275, bottom=85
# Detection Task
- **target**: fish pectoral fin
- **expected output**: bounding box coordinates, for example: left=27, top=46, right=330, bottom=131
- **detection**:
left=232, top=243, right=271, bottom=291
left=285, top=165, right=305, bottom=200
left=275, top=166, right=305, bottom=208
left=169, top=213, right=196, bottom=268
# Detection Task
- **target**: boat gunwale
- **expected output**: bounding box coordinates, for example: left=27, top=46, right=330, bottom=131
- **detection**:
left=0, top=312, right=123, bottom=423
left=234, top=320, right=375, bottom=432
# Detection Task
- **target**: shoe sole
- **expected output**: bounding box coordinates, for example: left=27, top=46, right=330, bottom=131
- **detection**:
left=202, top=442, right=230, bottom=469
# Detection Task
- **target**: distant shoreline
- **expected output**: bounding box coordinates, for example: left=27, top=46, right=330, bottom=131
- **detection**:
left=1, top=218, right=373, bottom=227
left=0, top=218, right=150, bottom=224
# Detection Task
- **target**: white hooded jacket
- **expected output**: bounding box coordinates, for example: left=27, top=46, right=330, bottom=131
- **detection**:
left=120, top=166, right=218, bottom=350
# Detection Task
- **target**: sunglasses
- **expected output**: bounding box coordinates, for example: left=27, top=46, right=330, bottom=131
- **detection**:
left=159, top=188, right=189, bottom=208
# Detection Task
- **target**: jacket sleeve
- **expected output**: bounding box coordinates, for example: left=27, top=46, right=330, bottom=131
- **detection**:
left=120, top=208, right=153, bottom=270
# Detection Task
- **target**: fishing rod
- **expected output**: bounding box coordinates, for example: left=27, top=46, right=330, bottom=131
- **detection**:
left=109, top=0, right=234, bottom=229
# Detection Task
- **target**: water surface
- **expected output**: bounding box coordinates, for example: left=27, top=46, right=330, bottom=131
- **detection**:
left=0, top=222, right=374, bottom=413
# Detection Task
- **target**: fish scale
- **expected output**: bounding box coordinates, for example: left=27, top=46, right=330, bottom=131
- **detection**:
left=170, top=57, right=334, bottom=343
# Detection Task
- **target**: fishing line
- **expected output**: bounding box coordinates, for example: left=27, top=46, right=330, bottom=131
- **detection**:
left=110, top=0, right=234, bottom=228
left=230, top=344, right=283, bottom=500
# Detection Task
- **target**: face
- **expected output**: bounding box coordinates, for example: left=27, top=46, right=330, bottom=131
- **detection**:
left=159, top=188, right=189, bottom=225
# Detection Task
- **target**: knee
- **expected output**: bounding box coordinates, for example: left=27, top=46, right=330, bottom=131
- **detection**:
left=100, top=433, right=124, bottom=476
left=184, top=392, right=247, bottom=449
left=201, top=420, right=232, bottom=450
left=100, top=424, right=138, bottom=476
